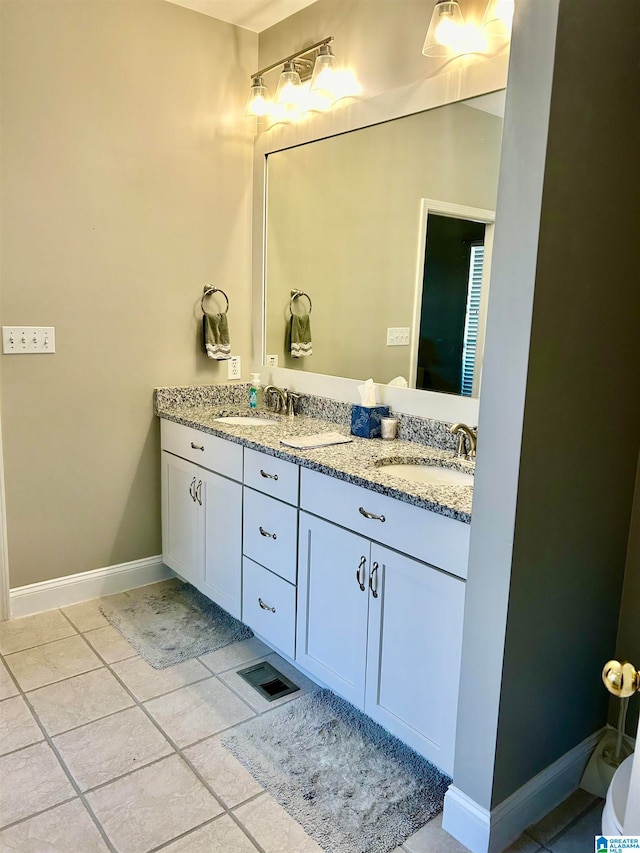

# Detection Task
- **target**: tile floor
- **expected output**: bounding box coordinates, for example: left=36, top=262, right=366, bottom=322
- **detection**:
left=0, top=582, right=605, bottom=853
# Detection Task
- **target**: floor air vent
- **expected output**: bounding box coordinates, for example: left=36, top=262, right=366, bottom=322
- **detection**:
left=237, top=661, right=300, bottom=702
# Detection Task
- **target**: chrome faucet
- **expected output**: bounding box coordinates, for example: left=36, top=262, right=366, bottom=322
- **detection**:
left=264, top=383, right=302, bottom=416
left=264, top=385, right=301, bottom=416
left=263, top=384, right=288, bottom=413
left=450, top=423, right=477, bottom=460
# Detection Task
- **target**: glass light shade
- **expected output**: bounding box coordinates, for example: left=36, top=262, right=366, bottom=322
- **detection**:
left=275, top=61, right=303, bottom=109
left=422, top=0, right=466, bottom=57
left=310, top=44, right=338, bottom=107
left=244, top=76, right=271, bottom=118
left=481, top=0, right=514, bottom=35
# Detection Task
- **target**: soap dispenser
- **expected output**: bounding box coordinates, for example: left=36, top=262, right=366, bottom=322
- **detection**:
left=249, top=373, right=262, bottom=410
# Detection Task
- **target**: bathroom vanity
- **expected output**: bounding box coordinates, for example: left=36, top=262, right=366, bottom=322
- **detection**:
left=157, top=386, right=473, bottom=775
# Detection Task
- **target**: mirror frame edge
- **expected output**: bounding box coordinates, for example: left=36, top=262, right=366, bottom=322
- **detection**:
left=251, top=53, right=509, bottom=422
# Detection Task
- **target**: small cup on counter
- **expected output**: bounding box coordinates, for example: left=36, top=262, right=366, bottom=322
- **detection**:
left=380, top=416, right=399, bottom=440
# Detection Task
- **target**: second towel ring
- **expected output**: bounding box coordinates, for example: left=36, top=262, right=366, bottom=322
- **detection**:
left=201, top=286, right=229, bottom=314
left=290, top=289, right=312, bottom=315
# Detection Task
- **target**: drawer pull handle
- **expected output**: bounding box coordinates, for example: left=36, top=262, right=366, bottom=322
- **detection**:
left=189, top=477, right=197, bottom=501
left=196, top=480, right=203, bottom=506
left=259, top=526, right=277, bottom=540
left=258, top=597, right=276, bottom=613
left=260, top=469, right=279, bottom=481
left=190, top=442, right=205, bottom=451
left=356, top=555, right=366, bottom=592
left=359, top=506, right=386, bottom=523
left=369, top=561, right=380, bottom=598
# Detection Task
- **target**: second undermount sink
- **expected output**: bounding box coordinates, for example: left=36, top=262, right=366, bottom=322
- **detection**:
left=376, top=461, right=474, bottom=486
left=214, top=416, right=275, bottom=426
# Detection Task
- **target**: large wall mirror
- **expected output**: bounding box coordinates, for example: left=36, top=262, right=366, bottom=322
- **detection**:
left=264, top=92, right=504, bottom=400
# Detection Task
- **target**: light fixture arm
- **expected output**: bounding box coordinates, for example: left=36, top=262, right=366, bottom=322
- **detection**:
left=250, top=37, right=334, bottom=80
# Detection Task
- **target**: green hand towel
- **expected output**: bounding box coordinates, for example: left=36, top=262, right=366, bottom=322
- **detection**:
left=203, top=312, right=231, bottom=360
left=290, top=313, right=312, bottom=358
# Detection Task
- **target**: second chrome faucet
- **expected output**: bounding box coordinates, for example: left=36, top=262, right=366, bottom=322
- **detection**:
left=450, top=423, right=477, bottom=460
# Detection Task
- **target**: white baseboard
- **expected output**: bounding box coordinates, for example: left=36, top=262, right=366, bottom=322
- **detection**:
left=443, top=786, right=491, bottom=853
left=9, top=556, right=174, bottom=618
left=443, top=727, right=605, bottom=853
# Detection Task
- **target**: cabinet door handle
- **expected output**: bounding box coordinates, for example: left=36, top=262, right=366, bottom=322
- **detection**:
left=260, top=469, right=278, bottom=481
left=259, top=526, right=277, bottom=540
left=196, top=480, right=203, bottom=506
left=190, top=442, right=205, bottom=451
left=359, top=506, right=386, bottom=523
left=258, top=597, right=276, bottom=613
left=369, top=561, right=379, bottom=598
left=189, top=477, right=197, bottom=501
left=356, top=555, right=366, bottom=592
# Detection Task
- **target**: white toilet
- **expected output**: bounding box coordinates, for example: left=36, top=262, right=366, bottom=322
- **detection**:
left=602, top=753, right=633, bottom=834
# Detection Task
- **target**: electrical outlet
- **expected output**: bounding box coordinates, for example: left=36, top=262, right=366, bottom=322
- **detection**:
left=2, top=326, right=56, bottom=354
left=386, top=327, right=410, bottom=347
left=266, top=354, right=278, bottom=367
left=227, top=355, right=241, bottom=379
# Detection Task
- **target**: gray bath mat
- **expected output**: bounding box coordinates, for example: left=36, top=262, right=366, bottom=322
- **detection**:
left=99, top=583, right=253, bottom=669
left=222, top=689, right=450, bottom=853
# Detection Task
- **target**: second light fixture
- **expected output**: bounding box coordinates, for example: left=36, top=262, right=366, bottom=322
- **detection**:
left=422, top=0, right=514, bottom=58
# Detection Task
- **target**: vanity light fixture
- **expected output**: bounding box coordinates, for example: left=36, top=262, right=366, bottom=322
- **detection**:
left=244, top=76, right=271, bottom=118
left=422, top=0, right=467, bottom=57
left=309, top=43, right=338, bottom=109
left=481, top=0, right=515, bottom=37
left=422, top=0, right=513, bottom=60
left=245, top=36, right=352, bottom=122
left=275, top=61, right=303, bottom=109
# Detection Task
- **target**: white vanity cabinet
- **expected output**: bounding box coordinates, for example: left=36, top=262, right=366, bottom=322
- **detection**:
left=160, top=420, right=243, bottom=619
left=241, top=448, right=300, bottom=658
left=159, top=416, right=469, bottom=772
left=297, top=468, right=468, bottom=774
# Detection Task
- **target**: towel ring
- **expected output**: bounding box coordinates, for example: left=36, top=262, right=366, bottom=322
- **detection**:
left=201, top=286, right=229, bottom=314
left=290, top=289, right=312, bottom=315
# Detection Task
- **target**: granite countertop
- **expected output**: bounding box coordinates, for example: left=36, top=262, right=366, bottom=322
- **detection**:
left=156, top=400, right=474, bottom=524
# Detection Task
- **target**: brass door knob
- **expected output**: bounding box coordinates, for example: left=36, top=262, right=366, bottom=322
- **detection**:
left=602, top=660, right=640, bottom=698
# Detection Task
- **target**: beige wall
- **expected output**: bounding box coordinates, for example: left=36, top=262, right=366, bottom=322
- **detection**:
left=265, top=103, right=502, bottom=383
left=0, top=0, right=257, bottom=586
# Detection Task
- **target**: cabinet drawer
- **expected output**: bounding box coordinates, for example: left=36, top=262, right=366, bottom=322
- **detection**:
left=161, top=419, right=242, bottom=481
left=243, top=488, right=298, bottom=584
left=242, top=557, right=296, bottom=659
left=300, top=468, right=469, bottom=579
left=243, top=448, right=299, bottom=505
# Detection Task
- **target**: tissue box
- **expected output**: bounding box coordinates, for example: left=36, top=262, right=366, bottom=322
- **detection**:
left=350, top=405, right=390, bottom=439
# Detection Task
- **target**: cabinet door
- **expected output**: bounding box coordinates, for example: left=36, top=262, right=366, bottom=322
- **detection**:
left=161, top=451, right=203, bottom=586
left=201, top=470, right=243, bottom=620
left=365, top=545, right=465, bottom=775
left=297, top=512, right=369, bottom=709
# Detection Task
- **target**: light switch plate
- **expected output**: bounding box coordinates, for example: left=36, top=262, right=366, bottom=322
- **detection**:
left=2, top=326, right=56, bottom=354
left=266, top=354, right=279, bottom=367
left=386, top=327, right=410, bottom=346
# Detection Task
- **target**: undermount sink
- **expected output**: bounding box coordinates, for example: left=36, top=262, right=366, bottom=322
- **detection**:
left=214, top=416, right=275, bottom=426
left=376, top=462, right=474, bottom=486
